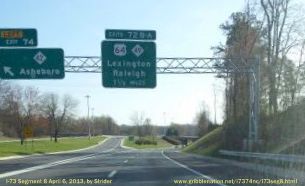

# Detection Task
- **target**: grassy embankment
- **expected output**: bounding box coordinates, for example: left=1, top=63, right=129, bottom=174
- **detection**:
left=0, top=136, right=106, bottom=157
left=183, top=100, right=305, bottom=157
left=183, top=127, right=223, bottom=156
left=123, top=136, right=172, bottom=149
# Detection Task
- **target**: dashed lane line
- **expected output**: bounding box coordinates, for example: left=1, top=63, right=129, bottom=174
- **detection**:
left=107, top=170, right=117, bottom=178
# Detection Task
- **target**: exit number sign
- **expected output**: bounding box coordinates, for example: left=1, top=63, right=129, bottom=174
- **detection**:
left=105, top=29, right=156, bottom=40
left=0, top=29, right=37, bottom=47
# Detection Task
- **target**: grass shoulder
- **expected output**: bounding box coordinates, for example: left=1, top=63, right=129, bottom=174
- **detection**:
left=123, top=136, right=172, bottom=149
left=0, top=136, right=106, bottom=157
left=0, top=136, right=18, bottom=141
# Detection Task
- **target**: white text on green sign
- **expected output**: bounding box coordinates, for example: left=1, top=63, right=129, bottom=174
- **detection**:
left=102, top=41, right=156, bottom=88
left=0, top=29, right=37, bottom=47
left=105, top=29, right=156, bottom=40
left=0, top=48, right=64, bottom=79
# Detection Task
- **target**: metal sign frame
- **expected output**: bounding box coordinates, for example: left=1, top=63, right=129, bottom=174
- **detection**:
left=64, top=56, right=260, bottom=151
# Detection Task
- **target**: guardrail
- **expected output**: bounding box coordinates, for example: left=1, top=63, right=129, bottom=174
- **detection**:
left=219, top=150, right=305, bottom=163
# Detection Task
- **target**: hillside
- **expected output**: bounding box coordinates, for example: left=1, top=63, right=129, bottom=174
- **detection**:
left=262, top=100, right=305, bottom=154
left=184, top=100, right=305, bottom=157
left=183, top=127, right=223, bottom=156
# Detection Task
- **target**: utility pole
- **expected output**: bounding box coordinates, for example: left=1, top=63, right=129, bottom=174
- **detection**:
left=91, top=107, right=94, bottom=136
left=85, top=95, right=91, bottom=139
left=163, top=112, right=166, bottom=136
left=91, top=107, right=94, bottom=118
left=213, top=84, right=217, bottom=125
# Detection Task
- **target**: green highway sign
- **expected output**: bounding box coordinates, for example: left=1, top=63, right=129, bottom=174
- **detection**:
left=102, top=40, right=156, bottom=88
left=105, top=29, right=156, bottom=40
left=0, top=48, right=65, bottom=79
left=0, top=29, right=37, bottom=47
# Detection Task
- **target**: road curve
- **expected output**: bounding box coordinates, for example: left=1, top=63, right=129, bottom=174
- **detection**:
left=0, top=137, right=300, bottom=186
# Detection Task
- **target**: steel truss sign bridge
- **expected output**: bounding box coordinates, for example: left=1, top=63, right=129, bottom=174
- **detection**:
left=64, top=56, right=260, bottom=151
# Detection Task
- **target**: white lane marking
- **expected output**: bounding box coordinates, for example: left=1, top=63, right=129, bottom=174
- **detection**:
left=161, top=151, right=227, bottom=186
left=0, top=154, right=95, bottom=179
left=107, top=170, right=117, bottom=178
left=0, top=136, right=111, bottom=161
left=119, top=137, right=136, bottom=150
left=0, top=138, right=121, bottom=179
left=49, top=137, right=111, bottom=155
left=123, top=160, right=128, bottom=163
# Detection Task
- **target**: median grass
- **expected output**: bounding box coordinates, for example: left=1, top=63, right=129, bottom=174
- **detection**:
left=0, top=136, right=106, bottom=157
left=123, top=136, right=172, bottom=149
left=0, top=136, right=22, bottom=141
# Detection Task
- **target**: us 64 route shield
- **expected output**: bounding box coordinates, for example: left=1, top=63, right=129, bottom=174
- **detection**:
left=102, top=40, right=156, bottom=88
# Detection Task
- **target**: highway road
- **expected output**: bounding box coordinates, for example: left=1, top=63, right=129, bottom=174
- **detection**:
left=0, top=137, right=301, bottom=186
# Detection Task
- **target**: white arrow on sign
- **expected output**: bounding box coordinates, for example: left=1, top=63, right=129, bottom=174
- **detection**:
left=3, top=66, right=14, bottom=77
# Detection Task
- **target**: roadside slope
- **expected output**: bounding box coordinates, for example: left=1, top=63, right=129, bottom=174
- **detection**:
left=183, top=127, right=223, bottom=156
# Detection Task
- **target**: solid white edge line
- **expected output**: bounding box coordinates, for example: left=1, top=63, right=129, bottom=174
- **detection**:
left=0, top=137, right=121, bottom=179
left=0, top=136, right=110, bottom=161
left=49, top=136, right=111, bottom=154
left=0, top=154, right=96, bottom=179
left=119, top=137, right=137, bottom=150
left=161, top=151, right=227, bottom=186
left=107, top=170, right=117, bottom=178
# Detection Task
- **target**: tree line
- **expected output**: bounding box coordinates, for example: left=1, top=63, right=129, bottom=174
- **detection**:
left=0, top=81, right=79, bottom=144
left=212, top=0, right=305, bottom=150
left=0, top=82, right=201, bottom=144
left=0, top=81, right=124, bottom=144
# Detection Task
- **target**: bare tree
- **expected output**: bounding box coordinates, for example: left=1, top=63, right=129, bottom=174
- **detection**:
left=22, top=86, right=40, bottom=138
left=196, top=103, right=211, bottom=137
left=2, top=85, right=24, bottom=144
left=291, top=40, right=305, bottom=104
left=54, top=94, right=78, bottom=142
left=280, top=39, right=305, bottom=108
left=0, top=81, right=11, bottom=122
left=130, top=111, right=145, bottom=137
left=41, top=93, right=78, bottom=142
left=0, top=81, right=11, bottom=107
left=260, top=0, right=305, bottom=113
left=143, top=118, right=153, bottom=136
left=41, top=93, right=59, bottom=141
left=1, top=85, right=40, bottom=144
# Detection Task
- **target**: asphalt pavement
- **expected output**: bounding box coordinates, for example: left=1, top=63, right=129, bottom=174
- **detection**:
left=0, top=137, right=302, bottom=186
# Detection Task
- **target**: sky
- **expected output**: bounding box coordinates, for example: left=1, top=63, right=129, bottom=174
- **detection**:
left=1, top=0, right=246, bottom=126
